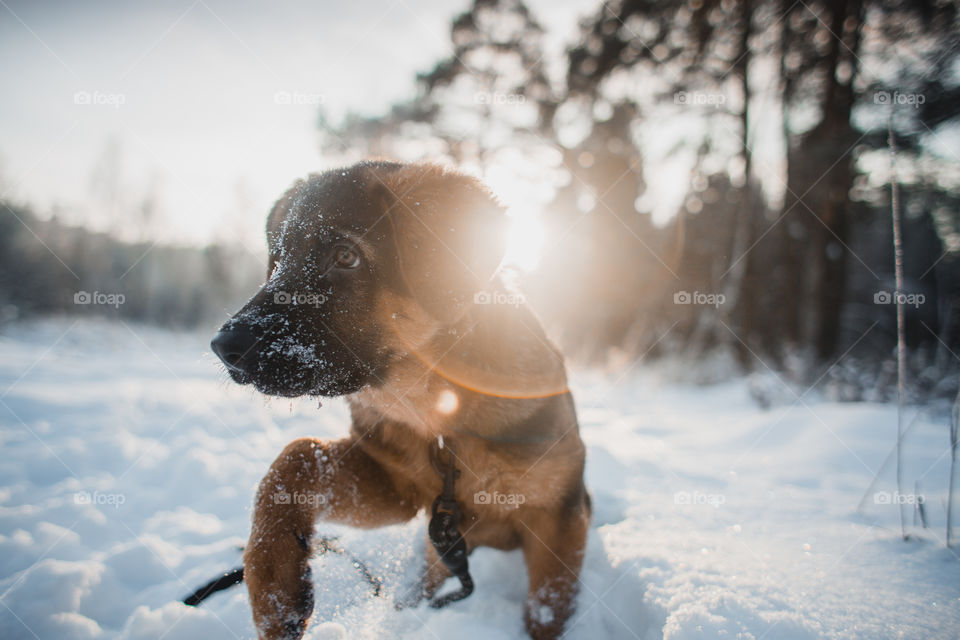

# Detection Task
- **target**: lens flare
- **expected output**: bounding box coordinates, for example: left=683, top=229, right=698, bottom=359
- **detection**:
left=436, top=389, right=459, bottom=414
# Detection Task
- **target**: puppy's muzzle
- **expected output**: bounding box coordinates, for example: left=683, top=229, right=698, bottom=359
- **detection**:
left=211, top=325, right=259, bottom=376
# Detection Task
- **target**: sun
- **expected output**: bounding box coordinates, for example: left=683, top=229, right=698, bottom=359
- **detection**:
left=481, top=158, right=550, bottom=272
left=503, top=211, right=545, bottom=272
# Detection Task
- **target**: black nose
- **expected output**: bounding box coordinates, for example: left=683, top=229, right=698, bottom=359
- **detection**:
left=211, top=326, right=258, bottom=374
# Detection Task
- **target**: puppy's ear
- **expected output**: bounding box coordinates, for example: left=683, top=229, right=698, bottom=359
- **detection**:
left=265, top=178, right=307, bottom=279
left=375, top=165, right=507, bottom=325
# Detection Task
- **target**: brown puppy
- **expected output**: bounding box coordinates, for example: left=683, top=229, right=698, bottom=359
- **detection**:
left=211, top=161, right=590, bottom=640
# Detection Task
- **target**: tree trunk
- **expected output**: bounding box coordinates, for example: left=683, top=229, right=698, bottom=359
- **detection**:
left=776, top=0, right=863, bottom=364
left=719, top=0, right=756, bottom=363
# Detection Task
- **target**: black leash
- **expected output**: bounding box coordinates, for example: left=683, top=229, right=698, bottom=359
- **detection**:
left=183, top=566, right=244, bottom=606
left=182, top=536, right=381, bottom=607
left=426, top=436, right=474, bottom=608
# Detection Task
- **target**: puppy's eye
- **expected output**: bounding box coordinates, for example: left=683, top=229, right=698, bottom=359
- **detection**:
left=333, top=246, right=361, bottom=269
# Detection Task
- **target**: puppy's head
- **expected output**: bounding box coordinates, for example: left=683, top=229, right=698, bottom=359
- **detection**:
left=211, top=161, right=506, bottom=398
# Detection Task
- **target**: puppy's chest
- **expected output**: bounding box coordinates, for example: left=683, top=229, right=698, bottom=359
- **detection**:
left=452, top=460, right=545, bottom=516
left=357, top=426, right=548, bottom=514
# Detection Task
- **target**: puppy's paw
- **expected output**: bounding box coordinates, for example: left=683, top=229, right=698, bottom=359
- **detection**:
left=245, top=535, right=315, bottom=640
left=252, top=563, right=314, bottom=639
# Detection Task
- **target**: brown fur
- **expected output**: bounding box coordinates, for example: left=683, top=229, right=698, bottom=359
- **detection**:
left=218, top=162, right=590, bottom=640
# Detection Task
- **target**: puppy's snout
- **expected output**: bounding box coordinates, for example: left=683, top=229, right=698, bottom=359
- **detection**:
left=211, top=325, right=258, bottom=375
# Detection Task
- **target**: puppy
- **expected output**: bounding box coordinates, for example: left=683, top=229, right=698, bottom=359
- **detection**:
left=211, top=161, right=590, bottom=640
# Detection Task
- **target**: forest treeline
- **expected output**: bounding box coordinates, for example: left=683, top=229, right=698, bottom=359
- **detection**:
left=0, top=201, right=262, bottom=329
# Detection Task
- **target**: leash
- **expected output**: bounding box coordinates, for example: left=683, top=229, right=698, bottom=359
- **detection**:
left=426, top=436, right=474, bottom=608
left=184, top=438, right=474, bottom=609
left=183, top=566, right=244, bottom=606
left=182, top=535, right=381, bottom=607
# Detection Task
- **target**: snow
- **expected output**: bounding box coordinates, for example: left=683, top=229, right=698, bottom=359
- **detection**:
left=0, top=318, right=958, bottom=639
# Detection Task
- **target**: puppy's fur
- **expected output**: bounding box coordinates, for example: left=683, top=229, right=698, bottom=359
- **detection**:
left=212, top=161, right=589, bottom=640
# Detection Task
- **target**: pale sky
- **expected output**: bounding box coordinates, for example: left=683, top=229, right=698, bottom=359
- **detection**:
left=0, top=0, right=596, bottom=250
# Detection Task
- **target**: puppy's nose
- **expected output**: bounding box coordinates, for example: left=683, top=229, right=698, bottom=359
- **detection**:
left=211, top=326, right=258, bottom=374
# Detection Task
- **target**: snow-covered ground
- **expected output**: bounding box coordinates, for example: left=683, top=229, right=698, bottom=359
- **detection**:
left=0, top=318, right=957, bottom=640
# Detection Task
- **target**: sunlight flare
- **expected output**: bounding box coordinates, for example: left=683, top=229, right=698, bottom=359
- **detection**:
left=503, top=211, right=545, bottom=272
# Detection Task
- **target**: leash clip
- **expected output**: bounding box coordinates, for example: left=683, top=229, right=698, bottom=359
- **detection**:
left=426, top=436, right=474, bottom=607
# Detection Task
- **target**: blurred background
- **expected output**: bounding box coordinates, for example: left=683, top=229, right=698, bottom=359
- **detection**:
left=1, top=0, right=958, bottom=400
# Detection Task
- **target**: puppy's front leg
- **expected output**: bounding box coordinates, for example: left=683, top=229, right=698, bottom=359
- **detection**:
left=520, top=506, right=589, bottom=640
left=244, top=437, right=417, bottom=640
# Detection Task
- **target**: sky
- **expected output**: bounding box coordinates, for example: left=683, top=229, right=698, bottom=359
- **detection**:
left=0, top=0, right=596, bottom=250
